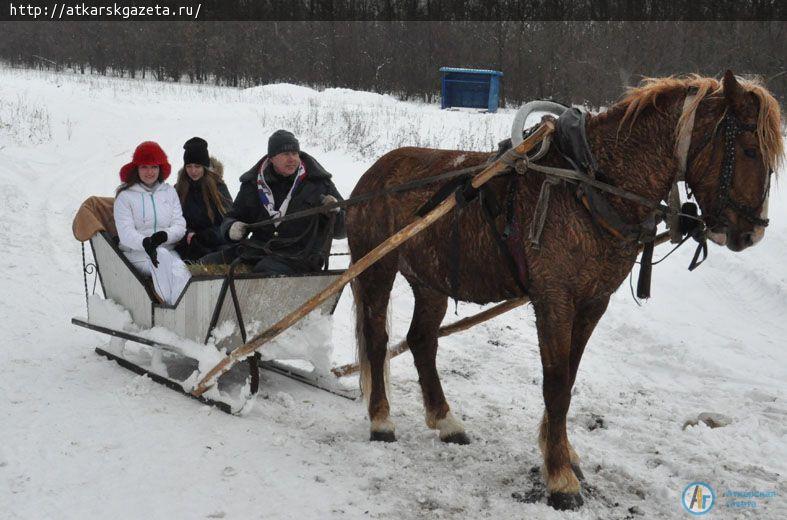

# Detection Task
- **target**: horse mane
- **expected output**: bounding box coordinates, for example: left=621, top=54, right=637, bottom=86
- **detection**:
left=614, top=74, right=784, bottom=172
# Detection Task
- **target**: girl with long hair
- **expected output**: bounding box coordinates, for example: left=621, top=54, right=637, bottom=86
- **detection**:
left=174, top=137, right=233, bottom=262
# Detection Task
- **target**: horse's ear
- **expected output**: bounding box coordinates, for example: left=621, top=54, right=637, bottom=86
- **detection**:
left=723, top=70, right=745, bottom=103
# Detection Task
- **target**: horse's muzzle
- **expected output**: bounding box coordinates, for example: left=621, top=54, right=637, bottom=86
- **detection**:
left=707, top=227, right=728, bottom=247
left=725, top=228, right=764, bottom=252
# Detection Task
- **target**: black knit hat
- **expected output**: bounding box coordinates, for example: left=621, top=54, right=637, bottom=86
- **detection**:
left=268, top=129, right=300, bottom=157
left=183, top=137, right=210, bottom=168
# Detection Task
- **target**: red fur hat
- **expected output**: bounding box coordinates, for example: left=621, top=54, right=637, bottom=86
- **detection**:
left=119, top=141, right=171, bottom=183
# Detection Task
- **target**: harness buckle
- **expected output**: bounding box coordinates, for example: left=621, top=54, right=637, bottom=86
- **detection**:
left=636, top=213, right=658, bottom=245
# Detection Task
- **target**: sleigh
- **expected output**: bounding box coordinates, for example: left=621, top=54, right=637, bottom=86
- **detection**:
left=71, top=197, right=358, bottom=414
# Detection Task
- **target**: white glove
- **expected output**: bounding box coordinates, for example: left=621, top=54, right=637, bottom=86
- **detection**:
left=320, top=194, right=341, bottom=214
left=229, top=221, right=249, bottom=241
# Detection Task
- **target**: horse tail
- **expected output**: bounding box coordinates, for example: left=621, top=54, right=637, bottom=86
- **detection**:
left=351, top=274, right=373, bottom=400
left=351, top=267, right=391, bottom=403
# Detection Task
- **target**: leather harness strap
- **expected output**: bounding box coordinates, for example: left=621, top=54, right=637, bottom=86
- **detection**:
left=669, top=87, right=699, bottom=243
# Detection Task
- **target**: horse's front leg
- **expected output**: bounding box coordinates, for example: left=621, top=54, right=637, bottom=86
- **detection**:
left=538, top=296, right=610, bottom=485
left=533, top=294, right=583, bottom=510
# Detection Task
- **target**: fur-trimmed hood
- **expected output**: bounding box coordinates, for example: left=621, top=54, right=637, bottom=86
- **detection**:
left=177, top=156, right=224, bottom=180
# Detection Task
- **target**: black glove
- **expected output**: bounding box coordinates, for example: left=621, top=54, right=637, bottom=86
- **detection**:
left=306, top=253, right=325, bottom=271
left=142, top=231, right=168, bottom=267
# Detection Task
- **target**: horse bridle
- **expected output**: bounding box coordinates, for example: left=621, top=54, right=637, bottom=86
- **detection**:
left=708, top=110, right=770, bottom=227
left=679, top=94, right=771, bottom=230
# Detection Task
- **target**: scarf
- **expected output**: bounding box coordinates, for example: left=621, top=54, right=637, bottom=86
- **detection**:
left=256, top=159, right=307, bottom=227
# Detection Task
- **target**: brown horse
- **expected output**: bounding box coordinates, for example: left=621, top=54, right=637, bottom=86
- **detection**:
left=345, top=71, right=782, bottom=510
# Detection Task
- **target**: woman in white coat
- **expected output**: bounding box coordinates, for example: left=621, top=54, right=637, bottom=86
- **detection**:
left=114, top=141, right=191, bottom=305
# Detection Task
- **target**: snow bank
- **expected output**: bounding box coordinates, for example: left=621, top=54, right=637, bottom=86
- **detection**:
left=241, top=82, right=320, bottom=104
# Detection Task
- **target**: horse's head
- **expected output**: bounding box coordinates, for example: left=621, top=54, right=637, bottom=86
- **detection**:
left=684, top=71, right=783, bottom=252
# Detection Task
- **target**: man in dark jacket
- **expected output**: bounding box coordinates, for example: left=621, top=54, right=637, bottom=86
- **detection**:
left=201, top=130, right=345, bottom=275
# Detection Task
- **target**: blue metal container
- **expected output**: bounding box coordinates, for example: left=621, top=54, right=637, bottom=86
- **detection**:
left=439, top=67, right=504, bottom=113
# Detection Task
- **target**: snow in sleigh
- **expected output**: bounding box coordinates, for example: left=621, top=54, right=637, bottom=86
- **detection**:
left=71, top=196, right=359, bottom=415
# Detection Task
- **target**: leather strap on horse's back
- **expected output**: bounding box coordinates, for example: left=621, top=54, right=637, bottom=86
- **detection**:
left=416, top=174, right=476, bottom=217
left=480, top=181, right=528, bottom=295
left=636, top=242, right=655, bottom=298
left=576, top=184, right=659, bottom=298
left=418, top=174, right=528, bottom=300
left=528, top=177, right=560, bottom=247
left=449, top=210, right=460, bottom=304
left=577, top=186, right=635, bottom=242
left=551, top=106, right=663, bottom=246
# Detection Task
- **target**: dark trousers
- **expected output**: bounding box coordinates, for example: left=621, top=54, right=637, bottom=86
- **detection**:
left=176, top=239, right=216, bottom=263
left=199, top=245, right=310, bottom=276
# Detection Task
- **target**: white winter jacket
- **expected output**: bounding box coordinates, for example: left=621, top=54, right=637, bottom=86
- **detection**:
left=114, top=182, right=186, bottom=252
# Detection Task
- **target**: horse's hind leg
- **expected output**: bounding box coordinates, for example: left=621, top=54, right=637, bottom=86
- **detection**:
left=406, top=282, right=469, bottom=444
left=353, top=256, right=398, bottom=442
left=533, top=293, right=583, bottom=510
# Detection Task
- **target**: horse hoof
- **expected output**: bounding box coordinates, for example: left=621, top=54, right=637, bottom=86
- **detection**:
left=370, top=430, right=396, bottom=443
left=571, top=462, right=585, bottom=481
left=547, top=492, right=584, bottom=511
left=441, top=431, right=471, bottom=445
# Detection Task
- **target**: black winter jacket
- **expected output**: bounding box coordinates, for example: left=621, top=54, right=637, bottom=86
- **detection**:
left=221, top=152, right=346, bottom=263
left=175, top=159, right=233, bottom=262
left=181, top=178, right=232, bottom=246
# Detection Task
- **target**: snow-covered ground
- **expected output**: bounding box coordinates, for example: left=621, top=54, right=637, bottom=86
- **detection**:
left=0, top=66, right=784, bottom=519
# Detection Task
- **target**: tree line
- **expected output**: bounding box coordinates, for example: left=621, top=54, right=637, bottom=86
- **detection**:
left=1, top=21, right=784, bottom=107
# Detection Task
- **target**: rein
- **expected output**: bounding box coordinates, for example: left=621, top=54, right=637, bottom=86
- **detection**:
left=247, top=129, right=698, bottom=241
left=246, top=163, right=488, bottom=231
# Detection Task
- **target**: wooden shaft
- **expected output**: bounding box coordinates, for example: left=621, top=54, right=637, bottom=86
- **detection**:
left=191, top=121, right=555, bottom=397
left=331, top=296, right=530, bottom=377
